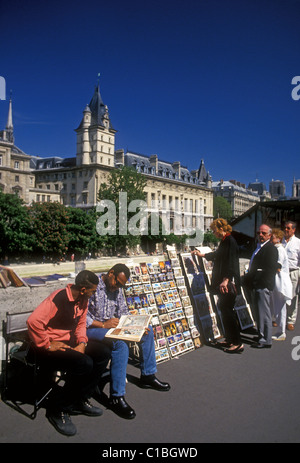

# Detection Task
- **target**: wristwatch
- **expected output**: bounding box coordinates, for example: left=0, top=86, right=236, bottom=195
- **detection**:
left=79, top=342, right=88, bottom=347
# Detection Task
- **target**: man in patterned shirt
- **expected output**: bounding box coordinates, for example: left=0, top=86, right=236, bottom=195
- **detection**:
left=87, top=263, right=170, bottom=419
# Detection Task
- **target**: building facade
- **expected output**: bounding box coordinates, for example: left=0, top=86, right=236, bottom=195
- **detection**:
left=212, top=179, right=260, bottom=218
left=0, top=97, right=35, bottom=203
left=269, top=179, right=286, bottom=199
left=292, top=178, right=300, bottom=198
left=0, top=84, right=214, bottom=237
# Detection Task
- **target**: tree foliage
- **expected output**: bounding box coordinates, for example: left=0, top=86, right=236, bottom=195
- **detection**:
left=67, top=207, right=108, bottom=258
left=97, top=166, right=147, bottom=251
left=213, top=196, right=232, bottom=221
left=29, top=201, right=71, bottom=259
left=0, top=190, right=33, bottom=257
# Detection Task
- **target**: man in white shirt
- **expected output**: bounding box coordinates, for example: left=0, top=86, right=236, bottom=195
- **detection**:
left=282, top=221, right=300, bottom=330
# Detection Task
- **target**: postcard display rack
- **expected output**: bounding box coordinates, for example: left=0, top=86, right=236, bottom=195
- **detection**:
left=179, top=250, right=224, bottom=343
left=190, top=247, right=254, bottom=338
left=124, top=256, right=202, bottom=363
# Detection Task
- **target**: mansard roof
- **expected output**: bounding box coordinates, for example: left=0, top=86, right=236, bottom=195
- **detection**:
left=33, top=156, right=76, bottom=170
left=124, top=150, right=211, bottom=187
left=212, top=180, right=259, bottom=197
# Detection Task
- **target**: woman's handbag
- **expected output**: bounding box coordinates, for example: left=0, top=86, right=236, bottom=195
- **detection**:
left=215, top=280, right=237, bottom=296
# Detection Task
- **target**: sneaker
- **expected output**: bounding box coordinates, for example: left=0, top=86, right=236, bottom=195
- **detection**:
left=272, top=333, right=286, bottom=341
left=46, top=410, right=77, bottom=436
left=70, top=399, right=103, bottom=416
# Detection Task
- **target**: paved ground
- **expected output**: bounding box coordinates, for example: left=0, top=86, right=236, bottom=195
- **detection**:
left=1, top=321, right=300, bottom=445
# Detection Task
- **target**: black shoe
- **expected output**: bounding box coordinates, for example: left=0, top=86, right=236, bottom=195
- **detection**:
left=140, top=375, right=171, bottom=391
left=70, top=399, right=103, bottom=417
left=46, top=410, right=77, bottom=436
left=109, top=396, right=136, bottom=420
left=251, top=342, right=272, bottom=349
left=223, top=344, right=244, bottom=354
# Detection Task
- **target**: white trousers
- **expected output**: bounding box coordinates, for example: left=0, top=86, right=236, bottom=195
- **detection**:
left=270, top=291, right=287, bottom=335
left=287, top=269, right=299, bottom=325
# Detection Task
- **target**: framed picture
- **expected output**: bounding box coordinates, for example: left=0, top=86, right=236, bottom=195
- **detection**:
left=234, top=291, right=254, bottom=330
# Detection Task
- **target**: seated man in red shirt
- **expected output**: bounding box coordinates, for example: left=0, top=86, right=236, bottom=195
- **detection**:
left=27, top=270, right=110, bottom=437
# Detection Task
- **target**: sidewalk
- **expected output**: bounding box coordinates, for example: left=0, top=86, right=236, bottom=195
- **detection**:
left=1, top=322, right=300, bottom=444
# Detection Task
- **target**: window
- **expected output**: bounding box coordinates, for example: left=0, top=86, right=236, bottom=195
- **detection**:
left=0, top=156, right=2, bottom=166
left=14, top=161, right=20, bottom=169
left=15, top=175, right=19, bottom=182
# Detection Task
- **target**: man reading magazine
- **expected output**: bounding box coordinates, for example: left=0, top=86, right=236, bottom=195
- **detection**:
left=86, top=263, right=171, bottom=420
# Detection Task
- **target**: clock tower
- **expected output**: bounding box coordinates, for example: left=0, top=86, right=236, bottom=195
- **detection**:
left=75, top=82, right=117, bottom=167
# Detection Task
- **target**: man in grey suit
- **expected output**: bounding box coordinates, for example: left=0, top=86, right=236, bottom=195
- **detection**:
left=245, top=224, right=279, bottom=348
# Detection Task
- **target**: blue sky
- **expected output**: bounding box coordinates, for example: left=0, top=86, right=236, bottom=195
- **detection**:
left=1, top=0, right=300, bottom=195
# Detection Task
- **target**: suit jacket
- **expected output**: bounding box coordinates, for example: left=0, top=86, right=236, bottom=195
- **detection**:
left=205, top=234, right=241, bottom=294
left=245, top=241, right=279, bottom=291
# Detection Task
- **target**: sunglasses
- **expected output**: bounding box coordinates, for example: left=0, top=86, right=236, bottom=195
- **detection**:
left=257, top=231, right=269, bottom=236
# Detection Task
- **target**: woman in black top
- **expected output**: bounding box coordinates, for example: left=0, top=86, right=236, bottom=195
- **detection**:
left=193, top=218, right=243, bottom=354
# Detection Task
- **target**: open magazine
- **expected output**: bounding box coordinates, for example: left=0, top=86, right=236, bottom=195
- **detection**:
left=104, top=314, right=152, bottom=342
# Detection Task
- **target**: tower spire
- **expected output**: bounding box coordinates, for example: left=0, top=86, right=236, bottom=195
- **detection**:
left=6, top=91, right=14, bottom=143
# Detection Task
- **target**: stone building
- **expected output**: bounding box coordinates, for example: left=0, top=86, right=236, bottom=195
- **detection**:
left=212, top=179, right=260, bottom=218
left=292, top=178, right=300, bottom=198
left=0, top=83, right=214, bottom=237
left=269, top=179, right=286, bottom=199
left=0, top=97, right=35, bottom=203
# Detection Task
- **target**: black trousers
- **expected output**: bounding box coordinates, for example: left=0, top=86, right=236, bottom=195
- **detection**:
left=218, top=293, right=241, bottom=345
left=36, top=340, right=110, bottom=412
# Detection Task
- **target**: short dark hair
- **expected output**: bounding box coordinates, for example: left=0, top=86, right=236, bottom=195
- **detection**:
left=109, top=264, right=130, bottom=280
left=74, top=270, right=99, bottom=289
left=285, top=221, right=297, bottom=230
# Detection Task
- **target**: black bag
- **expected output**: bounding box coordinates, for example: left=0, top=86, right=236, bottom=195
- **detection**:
left=215, top=281, right=237, bottom=296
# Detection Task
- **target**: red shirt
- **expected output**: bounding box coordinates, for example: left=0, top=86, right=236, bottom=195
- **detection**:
left=27, top=284, right=88, bottom=349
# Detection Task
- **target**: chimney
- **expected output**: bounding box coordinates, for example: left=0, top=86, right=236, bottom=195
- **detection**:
left=150, top=154, right=158, bottom=174
left=172, top=161, right=181, bottom=178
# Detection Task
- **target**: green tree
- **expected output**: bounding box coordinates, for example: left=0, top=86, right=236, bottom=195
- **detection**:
left=0, top=190, right=33, bottom=259
left=67, top=207, right=108, bottom=258
left=97, top=166, right=147, bottom=251
left=29, top=201, right=71, bottom=259
left=203, top=230, right=220, bottom=247
left=213, top=196, right=232, bottom=221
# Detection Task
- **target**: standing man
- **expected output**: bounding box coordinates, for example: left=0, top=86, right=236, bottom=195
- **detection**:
left=283, top=221, right=300, bottom=331
left=87, top=263, right=170, bottom=420
left=245, top=224, right=279, bottom=349
left=27, top=270, right=110, bottom=436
